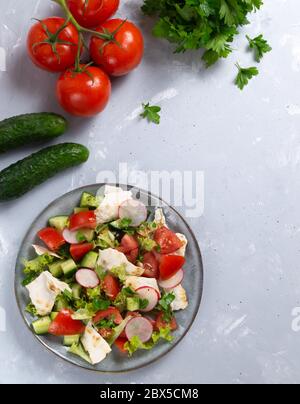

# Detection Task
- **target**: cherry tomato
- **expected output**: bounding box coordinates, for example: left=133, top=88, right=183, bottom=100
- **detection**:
left=49, top=309, right=86, bottom=336
left=70, top=242, right=94, bottom=261
left=56, top=65, right=111, bottom=117
left=102, top=274, right=121, bottom=300
left=114, top=337, right=128, bottom=353
left=67, top=0, right=120, bottom=28
left=69, top=211, right=97, bottom=231
left=154, top=227, right=183, bottom=254
left=27, top=17, right=80, bottom=73
left=155, top=312, right=178, bottom=332
left=90, top=19, right=144, bottom=76
left=143, top=252, right=159, bottom=279
left=159, top=255, right=185, bottom=280
left=38, top=227, right=66, bottom=251
left=93, top=307, right=123, bottom=325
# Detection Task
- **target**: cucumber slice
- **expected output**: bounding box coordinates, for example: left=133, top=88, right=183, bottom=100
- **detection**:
left=81, top=251, right=98, bottom=269
left=74, top=207, right=89, bottom=214
left=50, top=312, right=58, bottom=321
left=49, top=216, right=69, bottom=232
left=32, top=316, right=51, bottom=335
left=63, top=335, right=80, bottom=346
left=54, top=297, right=69, bottom=312
left=49, top=261, right=63, bottom=278
left=80, top=229, right=95, bottom=242
left=80, top=192, right=100, bottom=209
left=72, top=283, right=82, bottom=300
left=61, top=259, right=77, bottom=278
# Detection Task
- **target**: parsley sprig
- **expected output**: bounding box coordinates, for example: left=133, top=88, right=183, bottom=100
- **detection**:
left=140, top=103, right=161, bottom=125
left=235, top=63, right=259, bottom=90
left=246, top=34, right=272, bottom=63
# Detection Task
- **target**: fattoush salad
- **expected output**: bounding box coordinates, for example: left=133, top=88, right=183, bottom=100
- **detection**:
left=22, top=186, right=189, bottom=365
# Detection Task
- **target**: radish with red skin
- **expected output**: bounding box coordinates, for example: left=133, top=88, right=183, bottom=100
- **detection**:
left=135, top=286, right=159, bottom=312
left=119, top=199, right=147, bottom=227
left=75, top=269, right=99, bottom=288
left=125, top=317, right=153, bottom=343
left=158, top=268, right=184, bottom=289
left=62, top=228, right=80, bottom=244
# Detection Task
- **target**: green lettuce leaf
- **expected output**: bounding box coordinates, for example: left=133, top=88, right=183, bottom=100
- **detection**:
left=124, top=327, right=174, bottom=356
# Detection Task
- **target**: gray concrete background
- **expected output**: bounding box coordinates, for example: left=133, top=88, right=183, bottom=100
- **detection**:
left=0, top=0, right=300, bottom=384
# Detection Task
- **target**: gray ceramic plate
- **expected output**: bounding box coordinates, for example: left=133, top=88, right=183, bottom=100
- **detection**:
left=15, top=184, right=203, bottom=373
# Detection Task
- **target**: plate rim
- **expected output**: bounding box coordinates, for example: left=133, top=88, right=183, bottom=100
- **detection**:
left=14, top=183, right=204, bottom=374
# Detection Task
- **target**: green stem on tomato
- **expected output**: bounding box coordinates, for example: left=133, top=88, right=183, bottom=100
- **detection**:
left=52, top=0, right=121, bottom=40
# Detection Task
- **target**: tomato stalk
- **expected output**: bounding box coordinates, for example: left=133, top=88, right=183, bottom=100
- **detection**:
left=52, top=0, right=125, bottom=43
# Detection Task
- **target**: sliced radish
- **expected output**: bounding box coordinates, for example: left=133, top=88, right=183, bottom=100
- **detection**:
left=62, top=228, right=79, bottom=244
left=135, top=286, right=159, bottom=312
left=125, top=317, right=153, bottom=343
left=158, top=268, right=184, bottom=290
left=32, top=245, right=62, bottom=259
left=119, top=199, right=147, bottom=227
left=75, top=269, right=99, bottom=288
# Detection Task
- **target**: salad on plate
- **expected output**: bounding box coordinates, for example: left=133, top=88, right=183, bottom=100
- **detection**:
left=22, top=186, right=189, bottom=365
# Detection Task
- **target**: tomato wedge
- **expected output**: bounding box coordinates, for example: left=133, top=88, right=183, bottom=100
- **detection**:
left=69, top=211, right=97, bottom=231
left=143, top=252, right=159, bottom=279
left=70, top=242, right=94, bottom=261
left=93, top=307, right=123, bottom=325
left=102, top=274, right=121, bottom=300
left=119, top=234, right=139, bottom=253
left=154, top=227, right=183, bottom=254
left=159, top=255, right=185, bottom=281
left=126, top=248, right=139, bottom=264
left=48, top=309, right=85, bottom=336
left=114, top=337, right=128, bottom=353
left=38, top=227, right=66, bottom=251
left=155, top=312, right=178, bottom=332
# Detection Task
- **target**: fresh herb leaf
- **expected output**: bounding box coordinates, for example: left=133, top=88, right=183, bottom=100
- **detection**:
left=25, top=302, right=37, bottom=317
left=246, top=34, right=272, bottom=62
left=235, top=63, right=259, bottom=90
left=124, top=327, right=174, bottom=356
left=142, top=0, right=264, bottom=68
left=157, top=292, right=175, bottom=322
left=139, top=298, right=150, bottom=310
left=140, top=103, right=161, bottom=125
left=92, top=297, right=110, bottom=311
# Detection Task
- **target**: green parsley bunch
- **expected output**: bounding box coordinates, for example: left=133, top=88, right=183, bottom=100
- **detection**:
left=142, top=0, right=264, bottom=67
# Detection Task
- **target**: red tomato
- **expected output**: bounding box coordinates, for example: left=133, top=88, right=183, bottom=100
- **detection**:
left=69, top=211, right=97, bottom=231
left=159, top=255, right=185, bottom=281
left=98, top=327, right=114, bottom=339
left=70, top=242, right=94, bottom=261
left=102, top=274, right=121, bottom=300
left=143, top=252, right=159, bottom=279
left=27, top=17, right=80, bottom=73
left=67, top=0, right=120, bottom=28
left=56, top=65, right=111, bottom=117
left=126, top=248, right=139, bottom=264
left=114, top=337, right=128, bottom=353
left=90, top=19, right=144, bottom=76
left=155, top=312, right=178, bottom=332
left=49, top=309, right=86, bottom=336
left=93, top=307, right=123, bottom=325
left=154, top=227, right=183, bottom=254
left=119, top=234, right=139, bottom=253
left=38, top=227, right=66, bottom=251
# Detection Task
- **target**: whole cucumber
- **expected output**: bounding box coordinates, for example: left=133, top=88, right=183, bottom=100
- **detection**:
left=0, top=113, right=68, bottom=153
left=0, top=143, right=89, bottom=201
